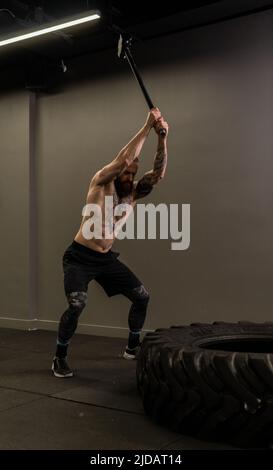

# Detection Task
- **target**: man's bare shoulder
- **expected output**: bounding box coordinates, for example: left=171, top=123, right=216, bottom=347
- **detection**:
left=87, top=178, right=115, bottom=200
left=90, top=176, right=116, bottom=191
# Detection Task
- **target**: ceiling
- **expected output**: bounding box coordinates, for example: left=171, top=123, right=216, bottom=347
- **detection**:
left=0, top=1, right=272, bottom=74
left=0, top=0, right=223, bottom=64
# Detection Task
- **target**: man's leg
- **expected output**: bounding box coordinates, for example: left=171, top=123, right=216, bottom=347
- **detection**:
left=122, top=284, right=150, bottom=359
left=53, top=253, right=90, bottom=378
left=96, top=258, right=150, bottom=360
left=56, top=291, right=88, bottom=357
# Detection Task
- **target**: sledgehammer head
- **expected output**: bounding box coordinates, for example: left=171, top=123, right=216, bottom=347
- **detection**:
left=118, top=34, right=132, bottom=59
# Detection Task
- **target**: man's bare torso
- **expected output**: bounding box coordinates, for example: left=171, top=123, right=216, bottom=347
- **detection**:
left=74, top=108, right=168, bottom=253
left=74, top=180, right=136, bottom=253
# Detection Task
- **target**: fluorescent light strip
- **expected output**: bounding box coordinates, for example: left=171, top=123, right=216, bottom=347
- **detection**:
left=0, top=12, right=101, bottom=47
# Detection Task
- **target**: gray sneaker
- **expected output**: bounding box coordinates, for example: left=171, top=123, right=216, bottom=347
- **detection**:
left=123, top=346, right=140, bottom=360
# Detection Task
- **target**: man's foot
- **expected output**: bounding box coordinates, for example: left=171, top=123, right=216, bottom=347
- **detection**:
left=123, top=346, right=140, bottom=360
left=52, top=357, right=73, bottom=378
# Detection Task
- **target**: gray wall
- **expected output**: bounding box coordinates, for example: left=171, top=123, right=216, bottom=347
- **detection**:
left=0, top=92, right=30, bottom=325
left=1, top=10, right=273, bottom=336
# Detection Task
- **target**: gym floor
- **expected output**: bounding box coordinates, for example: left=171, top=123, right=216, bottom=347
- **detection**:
left=0, top=327, right=235, bottom=450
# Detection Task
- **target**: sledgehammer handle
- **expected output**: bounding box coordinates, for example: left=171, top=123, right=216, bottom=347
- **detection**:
left=124, top=47, right=166, bottom=137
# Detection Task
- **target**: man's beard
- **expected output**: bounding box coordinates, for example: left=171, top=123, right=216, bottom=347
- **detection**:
left=114, top=178, right=133, bottom=198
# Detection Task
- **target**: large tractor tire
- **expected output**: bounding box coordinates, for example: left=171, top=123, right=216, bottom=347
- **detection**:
left=136, top=322, right=273, bottom=448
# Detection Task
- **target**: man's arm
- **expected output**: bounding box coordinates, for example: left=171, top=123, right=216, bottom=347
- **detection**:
left=92, top=108, right=162, bottom=186
left=134, top=118, right=168, bottom=200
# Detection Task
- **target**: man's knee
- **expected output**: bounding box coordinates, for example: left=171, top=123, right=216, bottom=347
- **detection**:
left=132, top=285, right=150, bottom=306
left=67, top=291, right=87, bottom=315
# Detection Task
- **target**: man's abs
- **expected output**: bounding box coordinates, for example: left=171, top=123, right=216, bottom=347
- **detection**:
left=74, top=181, right=122, bottom=254
left=74, top=230, right=115, bottom=253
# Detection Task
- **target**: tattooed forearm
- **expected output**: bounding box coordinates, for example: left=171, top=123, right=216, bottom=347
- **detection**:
left=134, top=140, right=168, bottom=200
left=153, top=142, right=168, bottom=179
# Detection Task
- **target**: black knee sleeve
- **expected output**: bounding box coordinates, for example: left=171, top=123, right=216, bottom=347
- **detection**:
left=128, top=285, right=149, bottom=332
left=131, top=285, right=150, bottom=304
left=58, top=291, right=87, bottom=345
left=67, top=291, right=87, bottom=314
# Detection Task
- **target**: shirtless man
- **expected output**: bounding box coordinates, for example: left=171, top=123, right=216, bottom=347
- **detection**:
left=52, top=108, right=169, bottom=378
